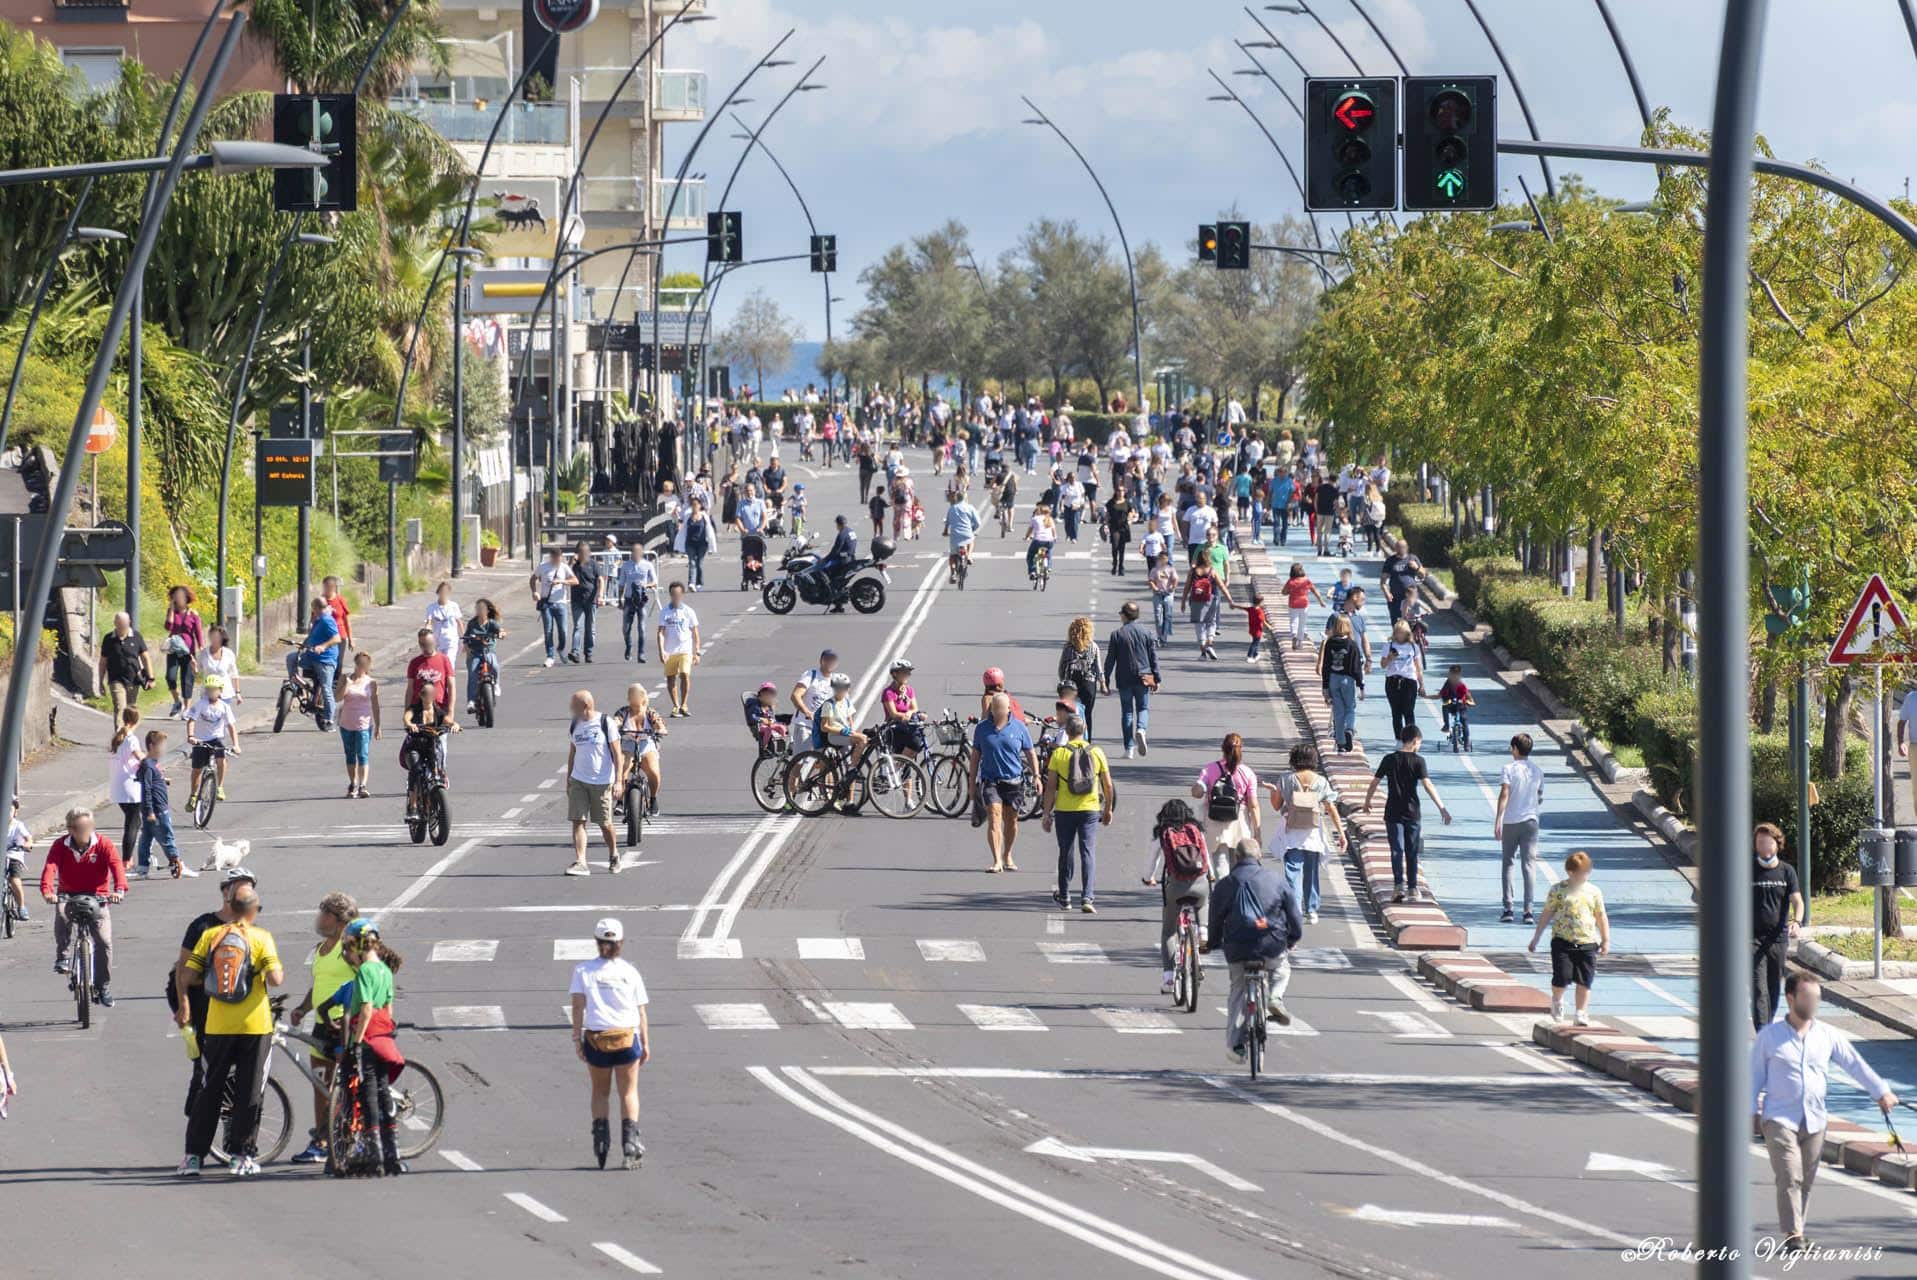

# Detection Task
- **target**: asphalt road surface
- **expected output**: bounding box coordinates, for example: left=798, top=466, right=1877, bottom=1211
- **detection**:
left=2, top=460, right=1911, bottom=1279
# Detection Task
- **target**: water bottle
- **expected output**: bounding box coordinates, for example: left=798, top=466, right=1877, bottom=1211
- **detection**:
left=180, top=1024, right=200, bottom=1061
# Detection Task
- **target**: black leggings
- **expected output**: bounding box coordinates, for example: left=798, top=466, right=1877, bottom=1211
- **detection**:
left=118, top=801, right=142, bottom=857
left=1385, top=675, right=1419, bottom=742
left=1109, top=537, right=1129, bottom=575
left=1072, top=678, right=1097, bottom=739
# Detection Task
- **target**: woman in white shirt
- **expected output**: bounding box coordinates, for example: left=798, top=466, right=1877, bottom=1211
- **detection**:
left=1382, top=621, right=1426, bottom=744
left=426, top=581, right=463, bottom=656
left=1025, top=505, right=1057, bottom=581
left=108, top=706, right=144, bottom=856
left=570, top=918, right=651, bottom=1169
left=195, top=626, right=241, bottom=707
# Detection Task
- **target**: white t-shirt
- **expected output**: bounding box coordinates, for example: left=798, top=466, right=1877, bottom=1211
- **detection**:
left=1899, top=689, right=1917, bottom=730
left=535, top=561, right=571, bottom=604
left=657, top=603, right=699, bottom=656
left=570, top=955, right=648, bottom=1031
left=1185, top=505, right=1218, bottom=546
left=198, top=645, right=240, bottom=701
left=570, top=714, right=617, bottom=786
left=110, top=736, right=143, bottom=805
left=794, top=667, right=835, bottom=738
left=1151, top=509, right=1176, bottom=544
left=427, top=600, right=464, bottom=655
left=1501, top=758, right=1545, bottom=825
left=1027, top=515, right=1056, bottom=545
left=185, top=696, right=236, bottom=744
left=1383, top=641, right=1420, bottom=681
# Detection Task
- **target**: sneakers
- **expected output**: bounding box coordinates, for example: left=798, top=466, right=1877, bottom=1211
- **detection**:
left=216, top=787, right=227, bottom=801
left=53, top=960, right=69, bottom=975
left=383, top=1161, right=410, bottom=1176
left=94, top=985, right=113, bottom=1007
left=609, top=855, right=623, bottom=875
left=1307, top=910, right=1320, bottom=925
left=1268, top=999, right=1292, bottom=1027
left=1228, top=1045, right=1248, bottom=1065
left=230, top=1155, right=261, bottom=1177
left=1161, top=973, right=1176, bottom=994
left=1549, top=997, right=1566, bottom=1022
left=1499, top=908, right=1515, bottom=923
left=565, top=861, right=590, bottom=877
left=134, top=866, right=152, bottom=880
left=1080, top=900, right=1097, bottom=915
left=1573, top=1009, right=1592, bottom=1027
left=1522, top=911, right=1535, bottom=925
left=544, top=657, right=555, bottom=668
left=176, top=1155, right=202, bottom=1177
left=1051, top=890, right=1069, bottom=910
left=1391, top=889, right=1406, bottom=904
left=292, top=1139, right=328, bottom=1165
left=1124, top=745, right=1135, bottom=759
left=1135, top=731, right=1148, bottom=757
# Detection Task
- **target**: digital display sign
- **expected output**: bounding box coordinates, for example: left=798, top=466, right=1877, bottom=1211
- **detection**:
left=257, top=439, right=315, bottom=508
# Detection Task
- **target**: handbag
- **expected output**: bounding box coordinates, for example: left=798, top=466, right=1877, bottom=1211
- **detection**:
left=584, top=1027, right=636, bottom=1053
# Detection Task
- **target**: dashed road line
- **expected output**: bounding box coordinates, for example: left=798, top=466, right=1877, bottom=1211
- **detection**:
left=505, top=1192, right=568, bottom=1223
left=593, top=1242, right=664, bottom=1275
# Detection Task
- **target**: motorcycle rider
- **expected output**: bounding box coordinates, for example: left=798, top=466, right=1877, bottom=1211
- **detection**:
left=803, top=515, right=860, bottom=612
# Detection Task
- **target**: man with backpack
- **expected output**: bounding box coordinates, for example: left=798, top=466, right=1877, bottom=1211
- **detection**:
left=177, top=879, right=285, bottom=1176
left=1040, top=714, right=1115, bottom=914
left=1206, top=843, right=1304, bottom=1060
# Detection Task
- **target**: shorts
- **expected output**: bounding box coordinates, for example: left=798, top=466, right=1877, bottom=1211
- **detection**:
left=190, top=740, right=227, bottom=769
left=5, top=852, right=22, bottom=878
left=339, top=726, right=372, bottom=766
left=1550, top=937, right=1599, bottom=989
left=823, top=729, right=855, bottom=749
left=663, top=652, right=693, bottom=679
left=568, top=778, right=614, bottom=826
left=582, top=1037, right=643, bottom=1069
left=622, top=738, right=659, bottom=762
left=982, top=778, right=1023, bottom=807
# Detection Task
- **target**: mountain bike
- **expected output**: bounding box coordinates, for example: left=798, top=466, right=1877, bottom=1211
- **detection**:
left=1171, top=895, right=1204, bottom=1014
left=785, top=741, right=928, bottom=819
left=621, top=765, right=653, bottom=848
left=61, top=894, right=104, bottom=1028
left=924, top=711, right=973, bottom=818
left=470, top=646, right=502, bottom=729
left=1242, top=959, right=1271, bottom=1081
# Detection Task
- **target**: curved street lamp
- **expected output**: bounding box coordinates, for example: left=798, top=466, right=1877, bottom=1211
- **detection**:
left=0, top=191, right=124, bottom=454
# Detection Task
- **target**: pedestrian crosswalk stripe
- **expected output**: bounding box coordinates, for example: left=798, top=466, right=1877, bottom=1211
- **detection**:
left=677, top=937, right=744, bottom=959
left=918, top=939, right=987, bottom=963
left=1095, top=1007, right=1180, bottom=1035
left=958, top=1003, right=1046, bottom=1031
left=823, top=1001, right=913, bottom=1031
left=431, top=940, right=499, bottom=963
left=1618, top=1014, right=1698, bottom=1040
left=1291, top=947, right=1353, bottom=971
left=797, top=937, right=865, bottom=960
left=432, top=1005, right=506, bottom=1029
left=1037, top=941, right=1109, bottom=964
left=696, top=1003, right=780, bottom=1030
left=553, top=939, right=596, bottom=960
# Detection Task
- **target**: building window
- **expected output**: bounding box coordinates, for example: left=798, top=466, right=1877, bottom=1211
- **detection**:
left=60, top=47, right=125, bottom=91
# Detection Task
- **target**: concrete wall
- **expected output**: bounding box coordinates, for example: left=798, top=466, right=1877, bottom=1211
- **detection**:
left=2, top=645, right=62, bottom=759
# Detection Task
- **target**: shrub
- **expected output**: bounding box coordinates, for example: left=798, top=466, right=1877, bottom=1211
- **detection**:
left=1389, top=501, right=1454, bottom=569
left=1630, top=685, right=1700, bottom=813
left=1560, top=644, right=1673, bottom=745
left=1475, top=573, right=1560, bottom=649
left=1751, top=735, right=1872, bottom=893
left=1454, top=554, right=1522, bottom=612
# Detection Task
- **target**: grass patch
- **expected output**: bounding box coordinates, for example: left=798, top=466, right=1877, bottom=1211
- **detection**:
left=1611, top=742, right=1645, bottom=770
left=1820, top=930, right=1917, bottom=963
left=1811, top=886, right=1917, bottom=929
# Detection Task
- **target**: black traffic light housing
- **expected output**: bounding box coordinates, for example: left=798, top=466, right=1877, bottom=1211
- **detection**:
left=1402, top=76, right=1497, bottom=212
left=1197, top=224, right=1218, bottom=263
left=272, top=93, right=356, bottom=213
left=1304, top=77, right=1397, bottom=212
left=707, top=210, right=743, bottom=264
left=809, top=234, right=837, bottom=273
left=1215, top=221, right=1251, bottom=270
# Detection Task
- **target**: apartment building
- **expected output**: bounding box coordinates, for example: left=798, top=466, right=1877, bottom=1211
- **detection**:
left=0, top=0, right=278, bottom=91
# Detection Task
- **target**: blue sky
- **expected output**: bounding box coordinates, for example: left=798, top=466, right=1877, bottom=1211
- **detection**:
left=666, top=0, right=1917, bottom=334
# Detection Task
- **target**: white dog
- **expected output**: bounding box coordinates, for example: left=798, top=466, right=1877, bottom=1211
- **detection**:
left=201, top=837, right=250, bottom=874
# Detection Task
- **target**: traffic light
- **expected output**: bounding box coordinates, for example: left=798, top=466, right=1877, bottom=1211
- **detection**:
left=272, top=93, right=356, bottom=213
left=1216, top=221, right=1251, bottom=270
left=1197, top=224, right=1218, bottom=263
left=1402, top=76, right=1497, bottom=211
left=809, top=234, right=837, bottom=273
left=707, top=210, right=743, bottom=264
left=1304, top=77, right=1397, bottom=212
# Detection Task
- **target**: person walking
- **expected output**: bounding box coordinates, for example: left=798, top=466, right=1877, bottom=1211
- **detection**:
left=337, top=652, right=381, bottom=800
left=1752, top=973, right=1898, bottom=1252
left=1312, top=472, right=1340, bottom=555
left=195, top=626, right=240, bottom=711
left=176, top=879, right=284, bottom=1176
left=568, top=539, right=603, bottom=660
left=1379, top=539, right=1424, bottom=626
left=615, top=545, right=659, bottom=663
left=1362, top=726, right=1452, bottom=903
left=321, top=575, right=355, bottom=665
left=970, top=692, right=1040, bottom=875
left=1104, top=489, right=1132, bottom=574
left=1040, top=713, right=1115, bottom=914
left=1269, top=742, right=1343, bottom=926
left=425, top=581, right=463, bottom=661
left=532, top=546, right=575, bottom=667
left=108, top=706, right=145, bottom=857
left=39, top=807, right=127, bottom=1005
left=656, top=582, right=702, bottom=718
left=1492, top=733, right=1546, bottom=922
left=565, top=690, right=624, bottom=877
left=134, top=728, right=189, bottom=878
left=1282, top=564, right=1327, bottom=652
left=98, top=611, right=155, bottom=720
left=1526, top=850, right=1610, bottom=1024
left=1192, top=733, right=1262, bottom=877
left=570, top=918, right=651, bottom=1169
left=681, top=497, right=718, bottom=592
left=1102, top=601, right=1161, bottom=759
left=1182, top=559, right=1233, bottom=660
left=170, top=866, right=250, bottom=1125
left=1207, top=843, right=1304, bottom=1059
left=1752, top=822, right=1804, bottom=1030
left=162, top=585, right=204, bottom=717
left=1056, top=617, right=1102, bottom=740
left=1148, top=553, right=1179, bottom=644
left=1319, top=615, right=1365, bottom=754
left=1381, top=621, right=1426, bottom=743
left=284, top=890, right=357, bottom=1165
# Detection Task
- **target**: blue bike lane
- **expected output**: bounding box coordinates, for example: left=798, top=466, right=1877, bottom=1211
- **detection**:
left=1253, top=525, right=1916, bottom=1135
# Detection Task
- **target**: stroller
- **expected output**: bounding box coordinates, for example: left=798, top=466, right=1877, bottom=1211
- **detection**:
left=740, top=533, right=768, bottom=591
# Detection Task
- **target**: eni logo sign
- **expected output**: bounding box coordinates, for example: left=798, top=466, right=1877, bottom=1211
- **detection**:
left=532, top=0, right=599, bottom=34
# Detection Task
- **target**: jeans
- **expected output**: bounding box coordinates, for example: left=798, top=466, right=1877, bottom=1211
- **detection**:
left=1226, top=954, right=1292, bottom=1053
left=1385, top=674, right=1419, bottom=742
left=687, top=547, right=708, bottom=589
left=622, top=595, right=650, bottom=659
left=1499, top=817, right=1540, bottom=913
left=303, top=657, right=338, bottom=726
left=1274, top=505, right=1291, bottom=545
left=570, top=598, right=597, bottom=658
left=1062, top=506, right=1080, bottom=541
left=166, top=651, right=195, bottom=704
left=1053, top=809, right=1098, bottom=903
left=1117, top=682, right=1151, bottom=752
left=137, top=810, right=181, bottom=869
left=538, top=599, right=567, bottom=659
left=1151, top=592, right=1174, bottom=641
left=1283, top=847, right=1322, bottom=914
left=1326, top=674, right=1358, bottom=747
left=1249, top=501, right=1263, bottom=541
left=1385, top=818, right=1422, bottom=895
left=1753, top=938, right=1788, bottom=1030
left=54, top=903, right=113, bottom=986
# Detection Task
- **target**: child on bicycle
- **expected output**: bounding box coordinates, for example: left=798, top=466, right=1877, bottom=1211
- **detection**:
left=335, top=917, right=407, bottom=1176
left=6, top=795, right=31, bottom=922
left=1142, top=798, right=1214, bottom=994
left=788, top=483, right=808, bottom=538
left=1404, top=594, right=1432, bottom=660
left=1437, top=664, right=1474, bottom=750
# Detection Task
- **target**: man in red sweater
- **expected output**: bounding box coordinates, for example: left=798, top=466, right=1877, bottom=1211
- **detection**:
left=38, top=807, right=127, bottom=1006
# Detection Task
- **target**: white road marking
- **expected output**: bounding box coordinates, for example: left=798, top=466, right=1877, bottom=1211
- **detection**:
left=1382, top=972, right=1452, bottom=1014
left=520, top=795, right=541, bottom=804
left=807, top=1066, right=1614, bottom=1088
left=538, top=777, right=558, bottom=789
left=1348, top=1204, right=1519, bottom=1230
left=1359, top=1009, right=1452, bottom=1039
left=378, top=834, right=484, bottom=915
left=553, top=939, right=597, bottom=960
left=823, top=1001, right=913, bottom=1031
left=1486, top=1013, right=1547, bottom=1038
left=794, top=994, right=829, bottom=1021
left=1213, top=1007, right=1320, bottom=1036
left=918, top=938, right=987, bottom=963
left=504, top=1192, right=567, bottom=1223
left=500, top=807, right=523, bottom=820
left=592, top=1243, right=663, bottom=1275
left=1094, top=1007, right=1180, bottom=1035
left=1037, top=941, right=1108, bottom=964
left=958, top=1004, right=1046, bottom=1031
left=696, top=1002, right=780, bottom=1030
left=1045, top=914, right=1066, bottom=935
left=432, top=1005, right=506, bottom=1029
left=1617, top=1014, right=1698, bottom=1040
left=1289, top=947, right=1353, bottom=970
left=1585, top=1151, right=1696, bottom=1192
left=1025, top=1136, right=1261, bottom=1192
left=677, top=938, right=744, bottom=959
left=797, top=936, right=865, bottom=960
left=1632, top=974, right=1699, bottom=1013
left=755, top=1067, right=1256, bottom=1280
left=430, top=939, right=499, bottom=963
left=355, top=903, right=696, bottom=915
left=439, top=1149, right=484, bottom=1172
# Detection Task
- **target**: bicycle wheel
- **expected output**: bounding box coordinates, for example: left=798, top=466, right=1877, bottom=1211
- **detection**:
left=750, top=753, right=791, bottom=813
left=1247, top=980, right=1268, bottom=1081
left=927, top=754, right=969, bottom=818
left=1181, top=931, right=1201, bottom=1014
left=406, top=782, right=427, bottom=844
left=1017, top=769, right=1043, bottom=822
left=626, top=777, right=648, bottom=847
left=956, top=557, right=968, bottom=590
left=3, top=897, right=15, bottom=940
left=210, top=1076, right=292, bottom=1167
left=1172, top=944, right=1190, bottom=1011
left=328, top=1066, right=377, bottom=1175
left=784, top=751, right=840, bottom=818
left=866, top=754, right=928, bottom=819
left=391, top=1060, right=447, bottom=1159
left=192, top=773, right=217, bottom=829
left=428, top=786, right=452, bottom=847
left=476, top=681, right=495, bottom=729
left=273, top=685, right=293, bottom=733
left=74, top=934, right=91, bottom=1028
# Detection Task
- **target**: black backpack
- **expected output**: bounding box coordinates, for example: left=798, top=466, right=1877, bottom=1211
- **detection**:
left=1206, top=762, right=1241, bottom=822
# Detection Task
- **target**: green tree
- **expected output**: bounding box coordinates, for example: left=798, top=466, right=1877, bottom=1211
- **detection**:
left=717, top=289, right=801, bottom=398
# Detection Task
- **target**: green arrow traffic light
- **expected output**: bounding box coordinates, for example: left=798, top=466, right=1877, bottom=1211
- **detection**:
left=1435, top=169, right=1465, bottom=198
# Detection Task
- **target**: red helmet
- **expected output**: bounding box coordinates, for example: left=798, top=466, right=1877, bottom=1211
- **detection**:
left=982, top=667, right=1005, bottom=688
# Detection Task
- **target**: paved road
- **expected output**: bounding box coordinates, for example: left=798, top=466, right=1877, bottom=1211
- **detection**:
left=2, top=465, right=1913, bottom=1278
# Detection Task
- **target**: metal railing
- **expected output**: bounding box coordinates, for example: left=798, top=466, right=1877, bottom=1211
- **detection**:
left=654, top=177, right=706, bottom=224
left=653, top=70, right=707, bottom=116
left=388, top=98, right=567, bottom=145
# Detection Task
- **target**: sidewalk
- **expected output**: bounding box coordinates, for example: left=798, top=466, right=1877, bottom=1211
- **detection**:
left=14, top=558, right=532, bottom=843
left=1246, top=520, right=1917, bottom=1137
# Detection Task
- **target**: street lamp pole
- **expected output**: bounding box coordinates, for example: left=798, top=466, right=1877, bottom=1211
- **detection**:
left=1206, top=71, right=1335, bottom=283
left=724, top=114, right=831, bottom=350
left=1020, top=97, right=1147, bottom=418
left=0, top=185, right=123, bottom=454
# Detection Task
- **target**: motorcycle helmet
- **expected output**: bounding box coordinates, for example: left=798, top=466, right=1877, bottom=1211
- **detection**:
left=982, top=667, right=1005, bottom=688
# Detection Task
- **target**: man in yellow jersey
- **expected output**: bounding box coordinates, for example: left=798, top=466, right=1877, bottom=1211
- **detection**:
left=176, top=883, right=284, bottom=1177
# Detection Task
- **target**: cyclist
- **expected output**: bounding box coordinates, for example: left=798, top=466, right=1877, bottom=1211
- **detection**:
left=5, top=795, right=29, bottom=923
left=285, top=890, right=357, bottom=1165
left=1143, top=798, right=1213, bottom=994
left=614, top=683, right=666, bottom=819
left=791, top=649, right=840, bottom=749
left=979, top=668, right=1026, bottom=724
left=1204, top=840, right=1302, bottom=1061
left=815, top=672, right=868, bottom=769
left=401, top=697, right=459, bottom=805
left=299, top=596, right=344, bottom=729
left=1436, top=664, right=1473, bottom=751
left=461, top=598, right=505, bottom=714
left=943, top=490, right=981, bottom=585
left=879, top=659, right=924, bottom=758
left=184, top=674, right=239, bottom=805
left=1025, top=504, right=1057, bottom=582
left=336, top=917, right=408, bottom=1176
left=39, top=807, right=126, bottom=1004
left=788, top=482, right=808, bottom=538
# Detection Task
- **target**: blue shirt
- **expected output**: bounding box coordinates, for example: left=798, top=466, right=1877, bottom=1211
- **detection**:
left=303, top=611, right=341, bottom=661
left=1751, top=1017, right=1889, bottom=1132
left=1233, top=473, right=1252, bottom=499
left=971, top=716, right=1034, bottom=783
left=944, top=502, right=981, bottom=549
left=736, top=497, right=767, bottom=534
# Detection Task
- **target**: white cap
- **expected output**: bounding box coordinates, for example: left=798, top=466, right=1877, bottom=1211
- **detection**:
left=593, top=918, right=624, bottom=942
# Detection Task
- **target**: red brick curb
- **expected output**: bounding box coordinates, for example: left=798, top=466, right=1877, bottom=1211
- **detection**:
left=1418, top=952, right=1553, bottom=1012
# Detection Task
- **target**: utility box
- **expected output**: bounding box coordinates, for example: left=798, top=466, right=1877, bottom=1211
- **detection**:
left=404, top=518, right=423, bottom=548
left=1858, top=827, right=1895, bottom=887
left=221, top=583, right=244, bottom=629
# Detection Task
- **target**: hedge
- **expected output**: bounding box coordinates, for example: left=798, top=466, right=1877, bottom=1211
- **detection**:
left=1454, top=554, right=1523, bottom=612
left=1629, top=686, right=1700, bottom=813
left=1387, top=499, right=1455, bottom=569
left=1752, top=735, right=1872, bottom=892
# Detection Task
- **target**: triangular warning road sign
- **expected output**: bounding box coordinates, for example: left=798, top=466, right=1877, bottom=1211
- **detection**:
left=1827, top=574, right=1912, bottom=665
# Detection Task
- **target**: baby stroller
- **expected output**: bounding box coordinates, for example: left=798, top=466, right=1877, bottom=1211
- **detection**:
left=1335, top=516, right=1355, bottom=558
left=763, top=506, right=786, bottom=539
left=740, top=533, right=768, bottom=591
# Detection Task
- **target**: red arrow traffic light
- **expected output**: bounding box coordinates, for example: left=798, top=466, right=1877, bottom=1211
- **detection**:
left=1333, top=93, right=1376, bottom=131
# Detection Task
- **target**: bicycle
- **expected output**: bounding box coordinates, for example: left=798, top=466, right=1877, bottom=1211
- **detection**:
left=403, top=737, right=452, bottom=847
left=1442, top=700, right=1471, bottom=754
left=188, top=740, right=234, bottom=829
left=924, top=711, right=972, bottom=818
left=273, top=641, right=331, bottom=733
left=1170, top=895, right=1204, bottom=1014
left=620, top=762, right=653, bottom=849
left=1241, top=959, right=1272, bottom=1081
left=3, top=865, right=23, bottom=940
left=61, top=893, right=104, bottom=1028
left=949, top=546, right=971, bottom=591
left=785, top=738, right=928, bottom=820
left=745, top=696, right=795, bottom=814
left=470, top=646, right=502, bottom=729
left=209, top=996, right=446, bottom=1170
left=1030, top=545, right=1052, bottom=591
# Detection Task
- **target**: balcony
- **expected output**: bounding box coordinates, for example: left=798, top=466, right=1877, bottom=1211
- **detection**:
left=652, top=70, right=706, bottom=121
left=581, top=176, right=645, bottom=218
left=655, top=177, right=706, bottom=229
left=388, top=98, right=566, bottom=146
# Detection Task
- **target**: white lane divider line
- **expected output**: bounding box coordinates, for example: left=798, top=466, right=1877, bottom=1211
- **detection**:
left=1632, top=974, right=1699, bottom=1013
left=959, top=1004, right=1047, bottom=1031
left=1037, top=941, right=1108, bottom=964
left=918, top=939, right=987, bottom=963
left=430, top=939, right=499, bottom=963
left=504, top=1192, right=567, bottom=1224
left=823, top=1001, right=914, bottom=1031
left=1359, top=1009, right=1453, bottom=1038
left=500, top=807, right=523, bottom=821
left=520, top=794, right=541, bottom=804
left=797, top=936, right=865, bottom=960
left=593, top=1242, right=664, bottom=1275
left=378, top=834, right=484, bottom=916
left=1094, top=1007, right=1180, bottom=1035
left=1383, top=972, right=1453, bottom=1014
left=439, top=1149, right=484, bottom=1172
left=553, top=939, right=596, bottom=960
left=538, top=777, right=559, bottom=790
left=696, top=1003, right=780, bottom=1030
left=432, top=1005, right=506, bottom=1029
